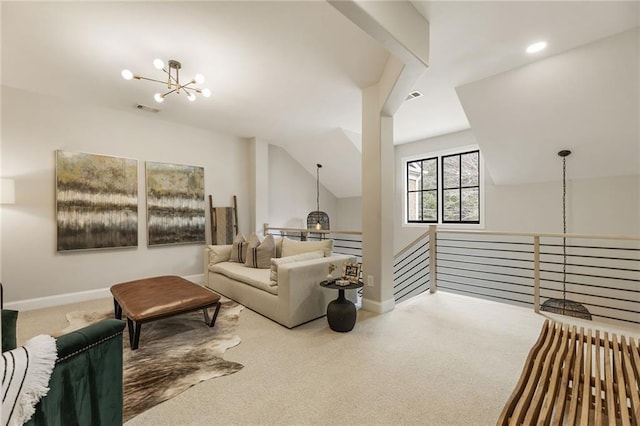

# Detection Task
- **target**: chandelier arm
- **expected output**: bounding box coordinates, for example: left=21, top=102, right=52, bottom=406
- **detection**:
left=181, top=80, right=198, bottom=89
left=160, top=68, right=180, bottom=88
left=135, top=76, right=169, bottom=85
left=161, top=87, right=179, bottom=97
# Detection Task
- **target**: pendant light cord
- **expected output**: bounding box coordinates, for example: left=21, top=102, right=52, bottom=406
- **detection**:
left=316, top=165, right=320, bottom=212
left=562, top=155, right=567, bottom=303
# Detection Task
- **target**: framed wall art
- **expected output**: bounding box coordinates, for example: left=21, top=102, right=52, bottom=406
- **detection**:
left=56, top=150, right=138, bottom=251
left=145, top=161, right=205, bottom=246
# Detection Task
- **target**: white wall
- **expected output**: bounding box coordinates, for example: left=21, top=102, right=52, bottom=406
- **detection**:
left=1, top=86, right=250, bottom=303
left=334, top=197, right=362, bottom=231
left=394, top=129, right=640, bottom=252
left=267, top=144, right=337, bottom=230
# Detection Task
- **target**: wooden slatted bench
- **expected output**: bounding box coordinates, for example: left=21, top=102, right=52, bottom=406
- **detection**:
left=498, top=319, right=640, bottom=425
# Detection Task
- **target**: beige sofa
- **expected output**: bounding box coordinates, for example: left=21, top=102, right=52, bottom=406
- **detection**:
left=203, top=237, right=357, bottom=328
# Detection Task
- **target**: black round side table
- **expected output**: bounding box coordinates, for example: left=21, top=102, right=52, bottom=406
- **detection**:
left=320, top=279, right=363, bottom=332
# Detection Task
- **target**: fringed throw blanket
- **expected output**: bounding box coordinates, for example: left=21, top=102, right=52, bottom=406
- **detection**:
left=2, top=335, right=57, bottom=426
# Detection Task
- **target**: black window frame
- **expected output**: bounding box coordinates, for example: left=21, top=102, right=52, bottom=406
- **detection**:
left=441, top=150, right=480, bottom=224
left=406, top=156, right=438, bottom=224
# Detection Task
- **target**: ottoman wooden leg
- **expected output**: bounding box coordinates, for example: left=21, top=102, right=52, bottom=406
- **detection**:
left=114, top=299, right=122, bottom=319
left=203, top=302, right=221, bottom=327
left=126, top=317, right=142, bottom=350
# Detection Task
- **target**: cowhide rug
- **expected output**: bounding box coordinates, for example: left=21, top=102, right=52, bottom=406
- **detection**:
left=59, top=298, right=244, bottom=422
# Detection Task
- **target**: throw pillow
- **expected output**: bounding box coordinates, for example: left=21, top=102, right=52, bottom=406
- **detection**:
left=281, top=237, right=333, bottom=258
left=274, top=236, right=284, bottom=258
left=269, top=250, right=324, bottom=286
left=229, top=233, right=248, bottom=263
left=208, top=245, right=232, bottom=266
left=245, top=234, right=276, bottom=269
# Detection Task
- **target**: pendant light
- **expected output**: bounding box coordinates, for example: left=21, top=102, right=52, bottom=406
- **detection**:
left=306, top=164, right=330, bottom=231
left=540, top=150, right=592, bottom=320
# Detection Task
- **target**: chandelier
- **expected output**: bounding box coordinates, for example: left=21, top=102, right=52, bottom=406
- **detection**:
left=121, top=59, right=211, bottom=103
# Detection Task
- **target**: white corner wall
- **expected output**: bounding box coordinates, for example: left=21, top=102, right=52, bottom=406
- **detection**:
left=334, top=197, right=362, bottom=231
left=268, top=144, right=338, bottom=229
left=1, top=86, right=250, bottom=303
left=394, top=130, right=640, bottom=253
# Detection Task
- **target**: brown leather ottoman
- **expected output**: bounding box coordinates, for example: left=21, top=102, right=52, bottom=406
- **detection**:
left=110, top=275, right=221, bottom=350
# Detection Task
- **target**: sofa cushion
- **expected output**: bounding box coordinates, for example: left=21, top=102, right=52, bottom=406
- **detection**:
left=269, top=250, right=325, bottom=285
left=210, top=262, right=277, bottom=295
left=274, top=236, right=284, bottom=258
left=245, top=234, right=275, bottom=269
left=208, top=244, right=232, bottom=266
left=229, top=233, right=248, bottom=263
left=281, top=237, right=333, bottom=258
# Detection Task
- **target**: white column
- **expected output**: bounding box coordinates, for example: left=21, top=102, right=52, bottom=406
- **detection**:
left=249, top=138, right=269, bottom=234
left=328, top=0, right=430, bottom=312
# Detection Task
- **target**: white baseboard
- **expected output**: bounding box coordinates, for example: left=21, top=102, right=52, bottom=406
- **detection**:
left=361, top=297, right=395, bottom=314
left=4, top=273, right=206, bottom=311
left=184, top=274, right=204, bottom=285
left=5, top=287, right=112, bottom=311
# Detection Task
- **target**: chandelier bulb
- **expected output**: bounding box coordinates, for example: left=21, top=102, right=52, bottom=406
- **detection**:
left=187, top=92, right=196, bottom=102
left=121, top=69, right=133, bottom=80
left=154, top=93, right=164, bottom=103
left=194, top=73, right=205, bottom=84
left=202, top=88, right=211, bottom=98
left=153, top=58, right=164, bottom=70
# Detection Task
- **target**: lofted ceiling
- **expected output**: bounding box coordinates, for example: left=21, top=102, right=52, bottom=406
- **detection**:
left=2, top=1, right=639, bottom=198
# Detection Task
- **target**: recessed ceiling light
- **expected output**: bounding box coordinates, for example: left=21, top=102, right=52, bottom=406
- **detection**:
left=526, top=41, right=547, bottom=54
left=405, top=91, right=423, bottom=101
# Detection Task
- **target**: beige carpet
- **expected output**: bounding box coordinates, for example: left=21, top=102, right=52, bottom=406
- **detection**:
left=57, top=299, right=243, bottom=422
left=16, top=291, right=639, bottom=425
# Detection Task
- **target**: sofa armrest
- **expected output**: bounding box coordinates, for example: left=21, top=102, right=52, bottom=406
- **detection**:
left=277, top=254, right=357, bottom=322
left=26, top=319, right=126, bottom=426
left=204, top=247, right=210, bottom=287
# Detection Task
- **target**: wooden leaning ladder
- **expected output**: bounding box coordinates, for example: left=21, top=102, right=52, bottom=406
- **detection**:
left=208, top=195, right=238, bottom=245
left=498, top=319, right=640, bottom=425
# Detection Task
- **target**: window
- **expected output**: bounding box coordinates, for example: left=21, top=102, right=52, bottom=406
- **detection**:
left=442, top=150, right=480, bottom=223
left=407, top=157, right=437, bottom=223
left=405, top=149, right=481, bottom=225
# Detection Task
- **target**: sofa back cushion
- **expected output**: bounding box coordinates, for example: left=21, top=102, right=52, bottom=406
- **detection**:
left=245, top=234, right=276, bottom=269
left=281, top=237, right=333, bottom=258
left=269, top=250, right=325, bottom=286
left=207, top=244, right=232, bottom=266
left=274, top=237, right=284, bottom=258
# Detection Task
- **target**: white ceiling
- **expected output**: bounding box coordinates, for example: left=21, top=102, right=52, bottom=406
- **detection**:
left=2, top=1, right=639, bottom=197
left=399, top=1, right=640, bottom=143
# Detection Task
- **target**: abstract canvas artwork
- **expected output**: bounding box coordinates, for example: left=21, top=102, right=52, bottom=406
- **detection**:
left=145, top=162, right=205, bottom=246
left=56, top=150, right=138, bottom=251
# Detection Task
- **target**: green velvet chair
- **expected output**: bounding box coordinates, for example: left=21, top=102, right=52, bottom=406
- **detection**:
left=25, top=319, right=126, bottom=426
left=1, top=283, right=19, bottom=352
left=2, top=284, right=125, bottom=425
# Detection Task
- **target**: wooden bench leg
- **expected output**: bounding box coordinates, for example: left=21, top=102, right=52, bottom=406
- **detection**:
left=114, top=299, right=122, bottom=319
left=203, top=302, right=221, bottom=327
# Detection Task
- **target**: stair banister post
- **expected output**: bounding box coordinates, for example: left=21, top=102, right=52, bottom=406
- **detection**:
left=534, top=235, right=540, bottom=313
left=429, top=225, right=437, bottom=293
